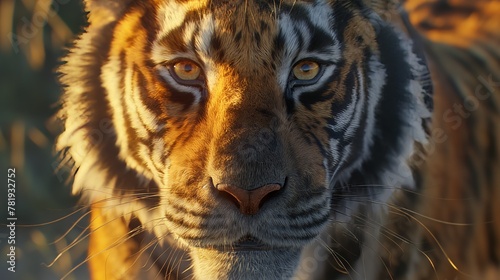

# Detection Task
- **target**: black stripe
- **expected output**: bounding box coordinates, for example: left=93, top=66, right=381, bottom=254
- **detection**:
left=348, top=20, right=414, bottom=187
left=293, top=25, right=305, bottom=51
left=400, top=7, right=434, bottom=112
left=130, top=65, right=158, bottom=135
left=330, top=2, right=355, bottom=46
left=138, top=2, right=159, bottom=55
left=164, top=211, right=206, bottom=230
left=304, top=131, right=330, bottom=159
left=253, top=31, right=262, bottom=47
left=340, top=57, right=371, bottom=167
left=135, top=66, right=166, bottom=120
left=288, top=212, right=330, bottom=230
left=307, top=28, right=335, bottom=53
left=210, top=35, right=225, bottom=61
left=280, top=4, right=309, bottom=22
left=234, top=31, right=242, bottom=44
left=287, top=201, right=329, bottom=220
left=117, top=51, right=158, bottom=174
left=161, top=28, right=189, bottom=53
left=287, top=190, right=329, bottom=219
left=169, top=201, right=210, bottom=219
left=260, top=20, right=270, bottom=33
left=298, top=76, right=337, bottom=109
left=325, top=62, right=358, bottom=140
left=120, top=92, right=151, bottom=170
left=159, top=78, right=197, bottom=110
left=148, top=139, right=167, bottom=179
left=161, top=10, right=205, bottom=53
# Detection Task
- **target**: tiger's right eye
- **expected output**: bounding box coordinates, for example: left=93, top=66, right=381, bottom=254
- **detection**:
left=172, top=60, right=202, bottom=81
left=292, top=60, right=320, bottom=81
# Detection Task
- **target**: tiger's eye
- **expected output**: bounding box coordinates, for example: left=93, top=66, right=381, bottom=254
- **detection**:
left=292, top=61, right=320, bottom=81
left=173, top=60, right=201, bottom=81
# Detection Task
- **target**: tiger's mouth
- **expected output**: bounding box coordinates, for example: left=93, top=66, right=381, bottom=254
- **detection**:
left=205, top=235, right=274, bottom=252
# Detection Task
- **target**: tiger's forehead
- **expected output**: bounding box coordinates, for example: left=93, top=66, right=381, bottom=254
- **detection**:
left=154, top=0, right=323, bottom=44
left=152, top=0, right=341, bottom=73
left=155, top=0, right=332, bottom=35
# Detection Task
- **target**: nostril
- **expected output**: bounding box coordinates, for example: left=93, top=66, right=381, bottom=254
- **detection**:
left=215, top=184, right=249, bottom=212
left=258, top=187, right=280, bottom=210
left=215, top=183, right=283, bottom=215
left=217, top=188, right=242, bottom=210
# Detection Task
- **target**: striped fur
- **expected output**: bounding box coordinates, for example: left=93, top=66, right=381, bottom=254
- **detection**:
left=55, top=0, right=498, bottom=279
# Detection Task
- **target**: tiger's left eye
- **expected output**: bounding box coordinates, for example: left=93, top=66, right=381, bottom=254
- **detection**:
left=172, top=60, right=201, bottom=81
left=292, top=61, right=320, bottom=81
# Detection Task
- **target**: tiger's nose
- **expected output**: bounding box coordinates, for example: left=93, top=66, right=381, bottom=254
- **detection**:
left=215, top=183, right=283, bottom=215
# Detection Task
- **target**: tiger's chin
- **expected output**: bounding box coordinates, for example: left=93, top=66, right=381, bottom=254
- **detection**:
left=190, top=247, right=302, bottom=280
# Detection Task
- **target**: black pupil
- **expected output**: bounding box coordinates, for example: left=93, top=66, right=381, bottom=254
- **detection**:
left=184, top=63, right=193, bottom=73
left=301, top=63, right=312, bottom=72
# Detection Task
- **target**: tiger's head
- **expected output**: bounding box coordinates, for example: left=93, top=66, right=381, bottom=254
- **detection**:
left=57, top=0, right=432, bottom=278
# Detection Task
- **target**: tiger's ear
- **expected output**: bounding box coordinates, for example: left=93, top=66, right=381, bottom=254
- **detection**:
left=84, top=0, right=134, bottom=26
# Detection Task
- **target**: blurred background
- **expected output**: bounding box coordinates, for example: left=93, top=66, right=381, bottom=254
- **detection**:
left=0, top=0, right=89, bottom=279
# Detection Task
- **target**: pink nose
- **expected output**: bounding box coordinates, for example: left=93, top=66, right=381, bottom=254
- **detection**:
left=215, top=183, right=283, bottom=215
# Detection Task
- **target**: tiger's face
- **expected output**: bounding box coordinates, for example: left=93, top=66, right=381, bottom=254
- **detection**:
left=58, top=0, right=431, bottom=279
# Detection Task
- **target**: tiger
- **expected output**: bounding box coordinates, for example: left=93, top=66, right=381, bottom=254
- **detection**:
left=55, top=0, right=500, bottom=279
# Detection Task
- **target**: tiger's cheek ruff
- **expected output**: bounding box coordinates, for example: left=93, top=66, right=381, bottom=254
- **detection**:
left=328, top=12, right=431, bottom=195
left=57, top=2, right=179, bottom=238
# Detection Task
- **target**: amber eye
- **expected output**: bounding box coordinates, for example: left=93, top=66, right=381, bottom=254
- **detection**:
left=172, top=60, right=201, bottom=81
left=292, top=60, right=320, bottom=81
